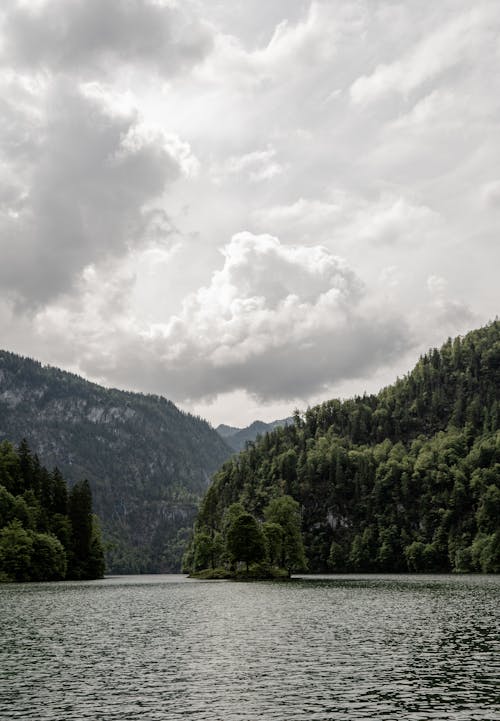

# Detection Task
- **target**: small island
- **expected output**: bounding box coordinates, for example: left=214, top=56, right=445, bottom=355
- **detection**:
left=185, top=495, right=306, bottom=579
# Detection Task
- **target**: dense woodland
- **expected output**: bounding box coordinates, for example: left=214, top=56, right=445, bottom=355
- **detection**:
left=0, top=440, right=104, bottom=582
left=188, top=321, right=500, bottom=575
left=0, top=352, right=231, bottom=573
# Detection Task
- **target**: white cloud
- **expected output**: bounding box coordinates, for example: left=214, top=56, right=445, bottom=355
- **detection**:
left=350, top=7, right=490, bottom=104
left=348, top=195, right=443, bottom=247
left=424, top=274, right=477, bottom=335
left=254, top=197, right=342, bottom=231
left=215, top=145, right=283, bottom=183
left=254, top=192, right=443, bottom=249
left=196, top=1, right=346, bottom=90
left=64, top=232, right=411, bottom=401
left=482, top=180, right=500, bottom=208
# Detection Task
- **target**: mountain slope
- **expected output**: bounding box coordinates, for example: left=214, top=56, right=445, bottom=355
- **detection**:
left=0, top=351, right=232, bottom=572
left=216, top=418, right=293, bottom=452
left=191, top=321, right=500, bottom=574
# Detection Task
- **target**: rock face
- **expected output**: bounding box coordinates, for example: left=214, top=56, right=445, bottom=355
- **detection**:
left=0, top=350, right=232, bottom=572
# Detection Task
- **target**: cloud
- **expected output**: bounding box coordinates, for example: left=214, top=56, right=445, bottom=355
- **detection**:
left=196, top=1, right=357, bottom=92
left=213, top=145, right=283, bottom=184
left=0, top=79, right=186, bottom=307
left=67, top=232, right=411, bottom=402
left=426, top=275, right=477, bottom=332
left=253, top=192, right=443, bottom=248
left=482, top=180, right=500, bottom=208
left=350, top=7, right=489, bottom=104
left=1, top=0, right=213, bottom=77
left=348, top=195, right=443, bottom=247
left=254, top=197, right=342, bottom=232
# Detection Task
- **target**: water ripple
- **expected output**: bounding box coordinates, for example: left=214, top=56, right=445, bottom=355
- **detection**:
left=0, top=574, right=498, bottom=720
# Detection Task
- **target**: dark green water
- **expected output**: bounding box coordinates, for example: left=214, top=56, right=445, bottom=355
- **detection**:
left=0, top=574, right=498, bottom=720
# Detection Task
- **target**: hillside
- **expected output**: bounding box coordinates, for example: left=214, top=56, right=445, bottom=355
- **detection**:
left=0, top=352, right=232, bottom=572
left=189, top=321, right=500, bottom=574
left=216, top=418, right=293, bottom=452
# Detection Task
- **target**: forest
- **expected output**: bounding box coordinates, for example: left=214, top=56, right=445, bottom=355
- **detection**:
left=0, top=440, right=104, bottom=582
left=187, top=320, right=500, bottom=575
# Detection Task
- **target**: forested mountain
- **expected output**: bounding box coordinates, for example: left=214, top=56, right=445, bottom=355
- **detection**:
left=216, top=418, right=293, bottom=452
left=0, top=439, right=104, bottom=582
left=190, top=321, right=500, bottom=575
left=0, top=352, right=232, bottom=573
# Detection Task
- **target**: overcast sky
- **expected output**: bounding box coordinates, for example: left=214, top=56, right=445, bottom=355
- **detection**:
left=0, top=0, right=498, bottom=427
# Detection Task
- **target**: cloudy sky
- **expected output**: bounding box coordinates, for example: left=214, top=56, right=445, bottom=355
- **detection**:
left=0, top=0, right=498, bottom=426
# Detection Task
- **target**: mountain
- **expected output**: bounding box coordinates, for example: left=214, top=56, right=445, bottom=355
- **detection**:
left=189, top=321, right=500, bottom=575
left=216, top=424, right=241, bottom=439
left=216, top=418, right=293, bottom=452
left=0, top=351, right=232, bottom=573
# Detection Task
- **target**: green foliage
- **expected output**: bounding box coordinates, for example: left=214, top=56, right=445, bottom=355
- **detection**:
left=192, top=531, right=218, bottom=571
left=187, top=494, right=306, bottom=576
left=264, top=496, right=306, bottom=575
left=191, top=321, right=500, bottom=574
left=87, top=515, right=106, bottom=580
left=263, top=522, right=283, bottom=566
left=0, top=520, right=34, bottom=581
left=476, top=485, right=500, bottom=534
left=68, top=480, right=93, bottom=579
left=30, top=532, right=67, bottom=582
left=226, top=511, right=266, bottom=572
left=471, top=532, right=500, bottom=573
left=327, top=541, right=346, bottom=571
left=0, top=440, right=104, bottom=582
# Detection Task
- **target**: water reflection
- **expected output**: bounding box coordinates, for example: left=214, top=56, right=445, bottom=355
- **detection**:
left=0, top=574, right=498, bottom=720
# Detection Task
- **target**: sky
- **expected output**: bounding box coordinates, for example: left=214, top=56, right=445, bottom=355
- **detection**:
left=0, top=0, right=498, bottom=427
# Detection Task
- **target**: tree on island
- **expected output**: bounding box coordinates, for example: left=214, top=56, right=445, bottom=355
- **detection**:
left=192, top=530, right=224, bottom=571
left=264, top=496, right=307, bottom=577
left=262, top=521, right=283, bottom=567
left=226, top=510, right=266, bottom=572
left=186, top=495, right=308, bottom=577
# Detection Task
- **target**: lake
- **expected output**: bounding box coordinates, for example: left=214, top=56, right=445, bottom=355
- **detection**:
left=0, top=574, right=498, bottom=720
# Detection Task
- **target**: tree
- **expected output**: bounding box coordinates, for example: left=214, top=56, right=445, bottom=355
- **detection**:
left=51, top=469, right=68, bottom=516
left=86, top=516, right=105, bottom=579
left=0, top=441, right=21, bottom=495
left=17, top=439, right=36, bottom=495
left=193, top=530, right=215, bottom=571
left=0, top=520, right=33, bottom=581
left=328, top=541, right=346, bottom=571
left=263, top=521, right=283, bottom=566
left=264, top=496, right=306, bottom=577
left=226, top=512, right=266, bottom=572
left=31, top=532, right=67, bottom=581
left=68, top=480, right=104, bottom=579
left=404, top=541, right=426, bottom=571
left=476, top=485, right=500, bottom=534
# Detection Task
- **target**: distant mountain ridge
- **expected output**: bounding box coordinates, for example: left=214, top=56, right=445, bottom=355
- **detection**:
left=216, top=418, right=293, bottom=452
left=0, top=351, right=232, bottom=572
